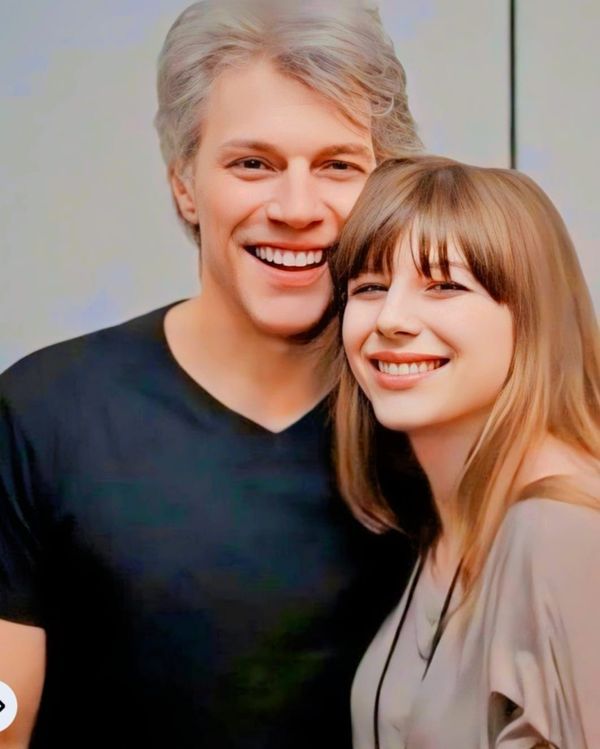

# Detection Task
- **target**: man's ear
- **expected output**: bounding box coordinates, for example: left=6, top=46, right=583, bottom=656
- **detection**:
left=169, top=163, right=198, bottom=224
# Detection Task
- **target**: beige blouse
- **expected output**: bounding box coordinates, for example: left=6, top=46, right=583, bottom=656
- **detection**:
left=351, top=498, right=600, bottom=748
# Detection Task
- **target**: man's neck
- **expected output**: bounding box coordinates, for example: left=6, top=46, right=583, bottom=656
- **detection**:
left=164, top=294, right=334, bottom=433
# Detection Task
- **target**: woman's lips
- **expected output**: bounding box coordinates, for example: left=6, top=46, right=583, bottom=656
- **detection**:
left=368, top=355, right=450, bottom=390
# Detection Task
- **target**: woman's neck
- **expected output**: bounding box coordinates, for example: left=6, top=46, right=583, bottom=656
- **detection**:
left=413, top=424, right=599, bottom=582
left=408, top=409, right=491, bottom=540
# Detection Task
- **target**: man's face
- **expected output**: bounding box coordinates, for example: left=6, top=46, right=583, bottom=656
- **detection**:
left=172, top=59, right=376, bottom=338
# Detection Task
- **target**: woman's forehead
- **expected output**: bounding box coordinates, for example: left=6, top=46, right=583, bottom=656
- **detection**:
left=358, top=230, right=467, bottom=274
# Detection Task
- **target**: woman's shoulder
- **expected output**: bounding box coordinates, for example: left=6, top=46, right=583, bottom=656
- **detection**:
left=504, top=494, right=600, bottom=533
left=473, top=496, right=600, bottom=667
left=491, top=495, right=600, bottom=594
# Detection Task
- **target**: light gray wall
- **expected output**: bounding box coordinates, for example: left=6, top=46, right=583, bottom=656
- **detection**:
left=379, top=0, right=510, bottom=166
left=517, top=0, right=599, bottom=306
left=1, top=1, right=597, bottom=370
left=1, top=2, right=198, bottom=369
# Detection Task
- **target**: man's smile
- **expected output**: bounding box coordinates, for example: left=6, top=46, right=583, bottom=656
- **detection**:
left=244, top=244, right=330, bottom=271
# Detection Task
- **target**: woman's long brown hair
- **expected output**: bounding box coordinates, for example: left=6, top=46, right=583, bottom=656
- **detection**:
left=330, top=154, right=600, bottom=597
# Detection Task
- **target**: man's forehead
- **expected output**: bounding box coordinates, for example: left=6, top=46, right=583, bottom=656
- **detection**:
left=199, top=58, right=373, bottom=145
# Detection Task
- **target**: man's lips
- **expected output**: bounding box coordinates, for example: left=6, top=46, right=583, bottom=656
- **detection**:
left=244, top=243, right=330, bottom=271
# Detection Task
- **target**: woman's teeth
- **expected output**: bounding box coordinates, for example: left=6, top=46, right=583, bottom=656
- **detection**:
left=252, top=246, right=324, bottom=268
left=377, top=359, right=445, bottom=375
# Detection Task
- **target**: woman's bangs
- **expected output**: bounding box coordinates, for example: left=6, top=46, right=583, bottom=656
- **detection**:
left=342, top=201, right=413, bottom=281
left=407, top=177, right=514, bottom=303
left=336, top=159, right=518, bottom=306
left=451, top=208, right=514, bottom=304
left=402, top=211, right=457, bottom=281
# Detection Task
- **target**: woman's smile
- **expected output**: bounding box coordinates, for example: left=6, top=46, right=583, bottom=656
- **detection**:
left=342, top=241, right=513, bottom=435
left=369, top=353, right=450, bottom=389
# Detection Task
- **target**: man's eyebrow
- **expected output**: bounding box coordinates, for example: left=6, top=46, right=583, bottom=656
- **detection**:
left=218, top=139, right=280, bottom=156
left=218, top=139, right=374, bottom=161
left=316, top=143, right=375, bottom=160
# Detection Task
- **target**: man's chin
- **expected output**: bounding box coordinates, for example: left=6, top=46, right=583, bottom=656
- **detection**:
left=288, top=303, right=337, bottom=344
left=252, top=300, right=336, bottom=343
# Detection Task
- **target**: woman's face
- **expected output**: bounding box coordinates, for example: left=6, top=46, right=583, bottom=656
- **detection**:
left=342, top=239, right=514, bottom=437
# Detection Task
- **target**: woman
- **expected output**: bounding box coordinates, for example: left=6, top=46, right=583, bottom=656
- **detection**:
left=330, top=155, right=600, bottom=748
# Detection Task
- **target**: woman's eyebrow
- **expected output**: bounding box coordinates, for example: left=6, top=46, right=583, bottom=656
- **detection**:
left=426, top=260, right=470, bottom=272
left=428, top=260, right=473, bottom=276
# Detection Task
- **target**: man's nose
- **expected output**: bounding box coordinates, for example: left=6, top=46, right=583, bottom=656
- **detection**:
left=265, top=166, right=326, bottom=229
left=375, top=290, right=422, bottom=339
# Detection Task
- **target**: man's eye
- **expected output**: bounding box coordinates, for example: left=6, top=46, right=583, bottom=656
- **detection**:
left=233, top=158, right=268, bottom=170
left=325, top=160, right=362, bottom=173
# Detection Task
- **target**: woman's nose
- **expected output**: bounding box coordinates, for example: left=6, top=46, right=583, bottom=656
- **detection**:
left=375, top=291, right=422, bottom=339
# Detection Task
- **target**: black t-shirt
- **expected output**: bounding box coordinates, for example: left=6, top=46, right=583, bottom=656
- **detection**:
left=0, top=304, right=415, bottom=748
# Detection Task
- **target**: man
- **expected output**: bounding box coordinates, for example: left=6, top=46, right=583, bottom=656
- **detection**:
left=0, top=1, right=422, bottom=746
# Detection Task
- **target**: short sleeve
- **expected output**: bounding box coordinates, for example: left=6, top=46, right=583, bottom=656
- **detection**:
left=484, top=499, right=600, bottom=749
left=0, top=385, right=46, bottom=626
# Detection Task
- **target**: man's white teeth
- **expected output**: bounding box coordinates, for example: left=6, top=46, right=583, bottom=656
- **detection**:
left=377, top=359, right=444, bottom=375
left=254, top=247, right=324, bottom=267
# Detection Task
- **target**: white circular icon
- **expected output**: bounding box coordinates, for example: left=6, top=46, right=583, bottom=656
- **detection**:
left=0, top=682, right=18, bottom=732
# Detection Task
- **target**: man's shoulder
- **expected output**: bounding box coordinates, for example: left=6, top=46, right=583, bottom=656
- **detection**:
left=0, top=303, right=177, bottom=412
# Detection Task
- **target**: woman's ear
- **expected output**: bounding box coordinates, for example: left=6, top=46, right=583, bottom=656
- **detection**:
left=169, top=162, right=198, bottom=224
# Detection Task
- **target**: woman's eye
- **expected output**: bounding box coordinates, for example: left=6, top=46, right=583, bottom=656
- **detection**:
left=427, top=281, right=468, bottom=293
left=350, top=283, right=387, bottom=296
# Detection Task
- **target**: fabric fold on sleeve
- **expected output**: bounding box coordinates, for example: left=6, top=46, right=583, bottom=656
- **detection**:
left=482, top=499, right=600, bottom=749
